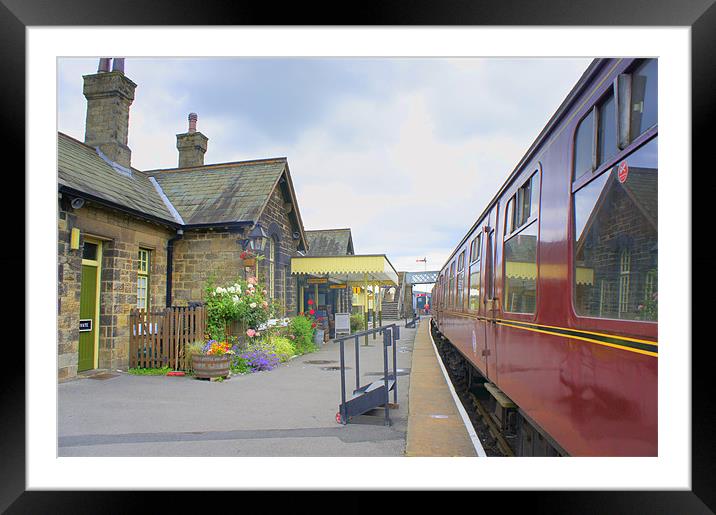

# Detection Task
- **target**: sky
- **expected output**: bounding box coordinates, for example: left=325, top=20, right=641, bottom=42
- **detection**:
left=58, top=57, right=591, bottom=289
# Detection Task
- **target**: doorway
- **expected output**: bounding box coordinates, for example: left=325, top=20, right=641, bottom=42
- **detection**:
left=78, top=238, right=102, bottom=372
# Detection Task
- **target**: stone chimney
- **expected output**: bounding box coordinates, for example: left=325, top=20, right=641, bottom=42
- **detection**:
left=83, top=58, right=137, bottom=169
left=176, top=113, right=208, bottom=168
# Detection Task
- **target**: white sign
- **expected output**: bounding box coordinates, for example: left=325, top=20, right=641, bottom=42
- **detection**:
left=334, top=313, right=351, bottom=336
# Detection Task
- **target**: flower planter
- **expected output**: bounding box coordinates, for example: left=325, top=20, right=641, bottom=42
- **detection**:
left=191, top=354, right=231, bottom=379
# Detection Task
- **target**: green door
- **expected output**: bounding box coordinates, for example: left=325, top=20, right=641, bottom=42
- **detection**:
left=79, top=239, right=101, bottom=372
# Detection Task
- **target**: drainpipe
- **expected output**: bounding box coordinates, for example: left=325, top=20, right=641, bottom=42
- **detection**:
left=166, top=229, right=184, bottom=307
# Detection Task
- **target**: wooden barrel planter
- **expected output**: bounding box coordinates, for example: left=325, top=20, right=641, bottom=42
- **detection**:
left=191, top=354, right=231, bottom=379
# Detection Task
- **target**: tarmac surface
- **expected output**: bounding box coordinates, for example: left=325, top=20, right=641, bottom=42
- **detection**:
left=58, top=321, right=418, bottom=457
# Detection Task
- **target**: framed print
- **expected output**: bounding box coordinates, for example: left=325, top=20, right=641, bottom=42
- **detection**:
left=5, top=0, right=713, bottom=512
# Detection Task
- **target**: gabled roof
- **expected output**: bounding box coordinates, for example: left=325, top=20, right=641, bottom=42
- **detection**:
left=58, top=132, right=308, bottom=247
left=58, top=132, right=175, bottom=222
left=147, top=159, right=288, bottom=225
left=304, top=228, right=354, bottom=256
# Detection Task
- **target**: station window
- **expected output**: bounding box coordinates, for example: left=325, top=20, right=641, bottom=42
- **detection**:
left=573, top=137, right=657, bottom=321
left=468, top=234, right=481, bottom=310
left=137, top=248, right=151, bottom=310
left=456, top=251, right=466, bottom=309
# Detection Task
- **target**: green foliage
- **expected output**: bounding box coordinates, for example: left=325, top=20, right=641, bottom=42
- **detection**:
left=186, top=340, right=204, bottom=356
left=204, top=276, right=272, bottom=340
left=128, top=366, right=173, bottom=376
left=350, top=313, right=366, bottom=332
left=230, top=355, right=252, bottom=374
left=288, top=315, right=318, bottom=354
left=265, top=335, right=296, bottom=362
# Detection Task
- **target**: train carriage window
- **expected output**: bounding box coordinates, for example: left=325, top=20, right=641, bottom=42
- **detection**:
left=468, top=234, right=482, bottom=310
left=503, top=222, right=538, bottom=314
left=630, top=59, right=658, bottom=141
left=573, top=109, right=595, bottom=180
left=456, top=251, right=466, bottom=309
left=573, top=137, right=657, bottom=321
left=598, top=94, right=617, bottom=166
left=448, top=262, right=455, bottom=308
left=505, top=197, right=515, bottom=235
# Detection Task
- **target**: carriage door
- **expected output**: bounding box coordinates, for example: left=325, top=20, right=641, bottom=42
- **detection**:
left=78, top=238, right=102, bottom=372
left=482, top=207, right=500, bottom=382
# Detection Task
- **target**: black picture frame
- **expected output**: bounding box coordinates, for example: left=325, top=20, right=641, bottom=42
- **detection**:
left=4, top=0, right=711, bottom=512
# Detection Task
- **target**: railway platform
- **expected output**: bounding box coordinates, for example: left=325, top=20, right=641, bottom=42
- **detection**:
left=405, top=317, right=483, bottom=457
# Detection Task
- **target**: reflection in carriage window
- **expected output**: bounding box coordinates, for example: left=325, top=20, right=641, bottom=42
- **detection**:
left=503, top=222, right=537, bottom=314
left=574, top=137, right=657, bottom=321
left=630, top=59, right=658, bottom=141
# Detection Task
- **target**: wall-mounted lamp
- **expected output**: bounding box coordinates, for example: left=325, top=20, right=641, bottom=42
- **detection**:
left=70, top=228, right=81, bottom=250
left=240, top=223, right=269, bottom=253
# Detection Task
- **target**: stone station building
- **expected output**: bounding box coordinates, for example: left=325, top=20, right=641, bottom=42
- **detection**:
left=57, top=58, right=309, bottom=380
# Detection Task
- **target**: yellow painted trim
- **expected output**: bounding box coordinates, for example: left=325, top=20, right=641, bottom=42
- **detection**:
left=441, top=309, right=656, bottom=347
left=82, top=237, right=103, bottom=370
left=496, top=321, right=657, bottom=358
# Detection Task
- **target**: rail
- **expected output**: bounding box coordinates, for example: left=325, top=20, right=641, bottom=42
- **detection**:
left=334, top=323, right=400, bottom=426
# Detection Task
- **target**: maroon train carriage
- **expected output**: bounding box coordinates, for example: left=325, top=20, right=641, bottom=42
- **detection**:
left=432, top=58, right=657, bottom=457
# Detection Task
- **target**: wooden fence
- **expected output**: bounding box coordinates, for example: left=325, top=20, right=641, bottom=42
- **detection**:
left=129, top=306, right=206, bottom=370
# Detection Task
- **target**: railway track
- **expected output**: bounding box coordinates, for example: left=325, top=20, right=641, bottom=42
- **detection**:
left=431, top=322, right=514, bottom=457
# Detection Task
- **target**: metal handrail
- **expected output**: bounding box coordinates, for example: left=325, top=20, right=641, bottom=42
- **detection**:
left=336, top=323, right=400, bottom=426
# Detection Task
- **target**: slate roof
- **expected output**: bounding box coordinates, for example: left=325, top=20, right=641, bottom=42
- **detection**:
left=58, top=132, right=300, bottom=233
left=148, top=159, right=287, bottom=225
left=304, top=228, right=354, bottom=256
left=58, top=132, right=174, bottom=222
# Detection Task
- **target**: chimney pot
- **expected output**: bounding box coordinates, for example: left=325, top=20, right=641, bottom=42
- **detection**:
left=188, top=112, right=198, bottom=133
left=111, top=57, right=125, bottom=74
left=98, top=58, right=111, bottom=73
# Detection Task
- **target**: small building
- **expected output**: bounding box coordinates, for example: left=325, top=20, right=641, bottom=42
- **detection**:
left=57, top=58, right=308, bottom=380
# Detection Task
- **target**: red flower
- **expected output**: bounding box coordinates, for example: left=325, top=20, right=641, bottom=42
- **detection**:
left=309, top=309, right=315, bottom=315
left=311, top=322, right=316, bottom=328
left=307, top=299, right=313, bottom=305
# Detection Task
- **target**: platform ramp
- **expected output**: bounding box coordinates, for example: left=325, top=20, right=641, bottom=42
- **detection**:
left=336, top=324, right=400, bottom=426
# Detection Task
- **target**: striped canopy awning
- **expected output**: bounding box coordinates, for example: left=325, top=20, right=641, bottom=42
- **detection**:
left=291, top=254, right=399, bottom=286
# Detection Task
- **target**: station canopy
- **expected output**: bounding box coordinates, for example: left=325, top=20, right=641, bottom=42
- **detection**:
left=291, top=254, right=399, bottom=286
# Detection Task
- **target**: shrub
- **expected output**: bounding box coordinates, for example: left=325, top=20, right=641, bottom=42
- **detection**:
left=266, top=335, right=296, bottom=362
left=350, top=314, right=366, bottom=332
left=289, top=315, right=317, bottom=354
left=204, top=276, right=273, bottom=341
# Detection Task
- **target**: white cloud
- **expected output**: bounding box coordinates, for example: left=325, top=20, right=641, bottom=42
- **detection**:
left=58, top=57, right=591, bottom=273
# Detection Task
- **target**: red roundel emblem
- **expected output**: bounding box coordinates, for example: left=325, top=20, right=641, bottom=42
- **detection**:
left=618, top=161, right=629, bottom=183
left=335, top=412, right=342, bottom=424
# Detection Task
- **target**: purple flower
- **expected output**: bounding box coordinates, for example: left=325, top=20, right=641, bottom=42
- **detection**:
left=240, top=349, right=280, bottom=372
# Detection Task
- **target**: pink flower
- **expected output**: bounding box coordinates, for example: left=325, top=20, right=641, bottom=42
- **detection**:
left=263, top=289, right=267, bottom=295
left=247, top=277, right=257, bottom=285
left=246, top=329, right=256, bottom=337
left=262, top=301, right=268, bottom=307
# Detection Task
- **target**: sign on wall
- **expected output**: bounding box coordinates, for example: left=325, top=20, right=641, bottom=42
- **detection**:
left=79, top=319, right=93, bottom=332
left=307, top=278, right=328, bottom=284
left=329, top=284, right=347, bottom=289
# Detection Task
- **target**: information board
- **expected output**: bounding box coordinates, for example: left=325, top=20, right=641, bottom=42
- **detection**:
left=334, top=313, right=351, bottom=336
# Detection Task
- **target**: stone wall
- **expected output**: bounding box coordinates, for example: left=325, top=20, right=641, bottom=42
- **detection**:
left=172, top=183, right=301, bottom=316
left=57, top=199, right=172, bottom=380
